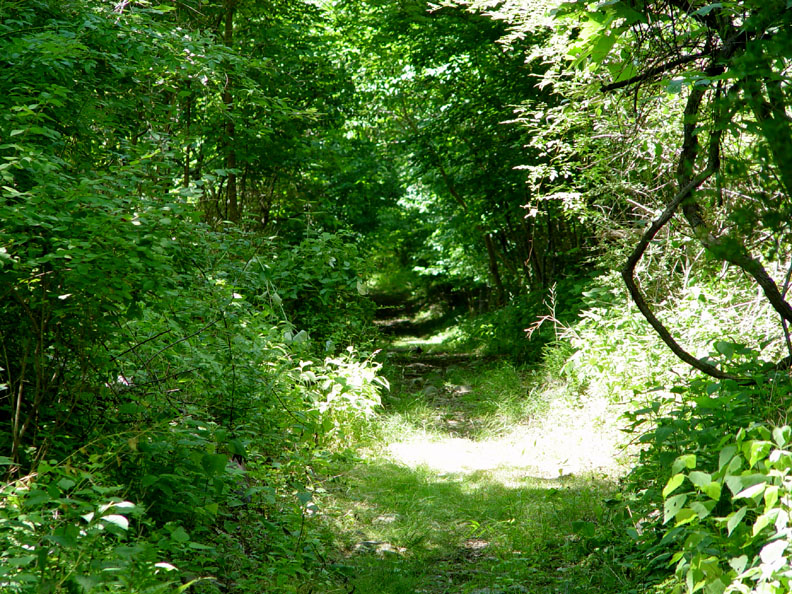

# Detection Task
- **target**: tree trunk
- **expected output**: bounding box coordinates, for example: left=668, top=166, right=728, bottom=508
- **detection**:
left=222, top=0, right=239, bottom=222
left=484, top=232, right=506, bottom=307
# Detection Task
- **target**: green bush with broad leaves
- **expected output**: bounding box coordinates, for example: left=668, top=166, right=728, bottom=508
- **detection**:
left=259, top=230, right=378, bottom=352
left=0, top=457, right=205, bottom=593
left=661, top=423, right=792, bottom=594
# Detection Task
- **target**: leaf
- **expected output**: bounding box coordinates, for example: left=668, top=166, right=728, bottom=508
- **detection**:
left=176, top=578, right=204, bottom=593
left=703, top=482, right=722, bottom=502
left=773, top=426, right=791, bottom=448
left=753, top=512, right=774, bottom=537
left=718, top=445, right=737, bottom=471
left=714, top=340, right=735, bottom=358
left=7, top=556, right=36, bottom=567
left=49, top=525, right=80, bottom=548
left=764, top=485, right=779, bottom=511
left=664, top=494, right=687, bottom=524
left=725, top=473, right=766, bottom=497
left=692, top=3, right=722, bottom=16
left=690, top=501, right=716, bottom=520
left=171, top=526, right=190, bottom=543
left=672, top=454, right=697, bottom=474
left=726, top=507, right=747, bottom=536
left=759, top=540, right=788, bottom=564
left=57, top=477, right=76, bottom=490
left=675, top=508, right=697, bottom=526
left=200, top=453, right=228, bottom=476
left=729, top=555, right=748, bottom=574
left=688, top=471, right=712, bottom=489
left=101, top=514, right=129, bottom=530
left=748, top=441, right=772, bottom=468
left=663, top=473, right=685, bottom=498
left=735, top=482, right=766, bottom=500
left=590, top=33, right=617, bottom=65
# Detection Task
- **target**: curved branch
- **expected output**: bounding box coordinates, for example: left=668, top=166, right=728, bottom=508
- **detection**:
left=621, top=168, right=737, bottom=381
left=622, top=85, right=740, bottom=380
left=601, top=50, right=711, bottom=93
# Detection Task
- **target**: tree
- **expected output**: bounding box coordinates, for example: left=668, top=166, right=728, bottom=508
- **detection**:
left=467, top=0, right=792, bottom=376
left=571, top=1, right=792, bottom=377
left=330, top=0, right=589, bottom=306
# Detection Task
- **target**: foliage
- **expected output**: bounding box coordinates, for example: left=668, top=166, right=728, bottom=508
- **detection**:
left=660, top=420, right=792, bottom=594
left=0, top=460, right=192, bottom=594
left=261, top=231, right=378, bottom=351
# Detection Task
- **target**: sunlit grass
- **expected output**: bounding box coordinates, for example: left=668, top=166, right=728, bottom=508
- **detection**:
left=317, top=344, right=631, bottom=592
left=314, top=291, right=641, bottom=593
left=319, top=456, right=621, bottom=593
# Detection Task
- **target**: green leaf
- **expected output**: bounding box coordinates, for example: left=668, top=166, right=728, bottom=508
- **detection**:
left=171, top=526, right=190, bottom=543
left=49, top=525, right=79, bottom=548
left=690, top=500, right=716, bottom=520
left=6, top=556, right=36, bottom=567
left=200, top=453, right=228, bottom=476
left=718, top=445, right=738, bottom=471
left=714, top=340, right=735, bottom=358
left=675, top=508, right=697, bottom=526
left=590, top=33, right=617, bottom=65
left=748, top=441, right=772, bottom=468
left=725, top=473, right=766, bottom=497
left=664, top=494, right=687, bottom=524
left=692, top=3, right=722, bottom=16
left=726, top=506, right=747, bottom=536
left=57, top=477, right=76, bottom=491
left=672, top=454, right=697, bottom=474
left=703, top=482, right=721, bottom=502
left=764, top=485, right=779, bottom=511
left=753, top=511, right=774, bottom=537
left=688, top=471, right=712, bottom=489
left=663, top=473, right=685, bottom=498
left=176, top=578, right=204, bottom=593
left=773, top=426, right=791, bottom=448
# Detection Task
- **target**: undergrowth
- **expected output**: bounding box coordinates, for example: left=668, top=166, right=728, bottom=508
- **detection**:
left=327, top=261, right=792, bottom=594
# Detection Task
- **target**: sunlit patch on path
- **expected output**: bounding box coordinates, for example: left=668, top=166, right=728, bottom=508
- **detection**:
left=386, top=393, right=627, bottom=481
left=320, top=304, right=633, bottom=593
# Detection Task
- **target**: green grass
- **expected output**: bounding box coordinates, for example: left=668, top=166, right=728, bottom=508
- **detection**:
left=315, top=267, right=792, bottom=594
left=319, top=457, right=624, bottom=593
left=314, top=313, right=631, bottom=593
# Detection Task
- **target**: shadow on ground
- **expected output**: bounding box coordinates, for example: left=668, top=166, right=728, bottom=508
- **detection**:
left=321, top=458, right=620, bottom=594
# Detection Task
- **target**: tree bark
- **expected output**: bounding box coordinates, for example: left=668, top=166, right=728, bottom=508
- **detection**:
left=222, top=0, right=239, bottom=222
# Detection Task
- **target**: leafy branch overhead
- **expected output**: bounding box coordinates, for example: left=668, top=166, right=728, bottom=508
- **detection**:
left=554, top=0, right=792, bottom=378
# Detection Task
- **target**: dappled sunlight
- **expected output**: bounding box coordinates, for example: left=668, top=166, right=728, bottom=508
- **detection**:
left=385, top=390, right=629, bottom=481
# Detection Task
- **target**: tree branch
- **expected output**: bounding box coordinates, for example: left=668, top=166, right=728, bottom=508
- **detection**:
left=621, top=168, right=737, bottom=380
left=601, top=50, right=710, bottom=93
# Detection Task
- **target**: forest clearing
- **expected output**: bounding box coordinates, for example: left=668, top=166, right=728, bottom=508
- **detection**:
left=2, top=1, right=792, bottom=593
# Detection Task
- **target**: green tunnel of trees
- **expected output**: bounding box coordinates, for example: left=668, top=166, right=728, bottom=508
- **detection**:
left=1, top=0, right=792, bottom=592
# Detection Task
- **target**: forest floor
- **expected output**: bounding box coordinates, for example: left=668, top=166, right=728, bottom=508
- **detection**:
left=319, top=300, right=633, bottom=594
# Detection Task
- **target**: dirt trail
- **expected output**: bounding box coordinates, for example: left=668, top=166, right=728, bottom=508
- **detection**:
left=320, top=300, right=629, bottom=594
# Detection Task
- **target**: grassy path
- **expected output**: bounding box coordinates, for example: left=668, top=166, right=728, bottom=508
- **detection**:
left=319, top=305, right=630, bottom=593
